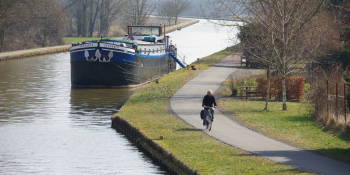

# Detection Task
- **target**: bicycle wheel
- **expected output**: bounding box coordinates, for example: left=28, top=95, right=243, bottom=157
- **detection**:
left=206, top=114, right=212, bottom=131
left=205, top=115, right=209, bottom=130
left=208, top=114, right=212, bottom=131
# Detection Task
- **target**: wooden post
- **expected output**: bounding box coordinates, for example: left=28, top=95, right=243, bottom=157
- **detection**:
left=327, top=80, right=329, bottom=119
left=336, top=83, right=338, bottom=121
left=345, top=83, right=347, bottom=122
left=246, top=86, right=248, bottom=100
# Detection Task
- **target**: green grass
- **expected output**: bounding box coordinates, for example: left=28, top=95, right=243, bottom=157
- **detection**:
left=63, top=37, right=122, bottom=44
left=113, top=45, right=312, bottom=174
left=304, top=83, right=310, bottom=92
left=190, top=46, right=239, bottom=70
left=64, top=37, right=104, bottom=44
left=218, top=79, right=350, bottom=163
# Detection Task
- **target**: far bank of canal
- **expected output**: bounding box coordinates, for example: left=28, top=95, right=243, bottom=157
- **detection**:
left=0, top=19, right=199, bottom=62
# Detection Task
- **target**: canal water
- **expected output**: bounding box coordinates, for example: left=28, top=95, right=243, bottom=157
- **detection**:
left=0, top=19, right=239, bottom=174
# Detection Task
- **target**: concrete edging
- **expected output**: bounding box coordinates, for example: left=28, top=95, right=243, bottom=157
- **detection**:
left=111, top=116, right=198, bottom=175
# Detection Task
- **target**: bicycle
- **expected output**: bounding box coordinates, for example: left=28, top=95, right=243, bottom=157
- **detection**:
left=204, top=107, right=214, bottom=131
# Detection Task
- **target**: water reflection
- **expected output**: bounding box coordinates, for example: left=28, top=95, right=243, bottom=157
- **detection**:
left=0, top=53, right=167, bottom=174
left=69, top=88, right=137, bottom=128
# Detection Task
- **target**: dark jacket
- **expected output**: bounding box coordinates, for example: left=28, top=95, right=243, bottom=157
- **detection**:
left=202, top=95, right=217, bottom=107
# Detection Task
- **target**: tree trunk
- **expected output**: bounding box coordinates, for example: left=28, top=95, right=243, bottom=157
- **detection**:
left=264, top=69, right=270, bottom=110
left=77, top=10, right=82, bottom=36
left=282, top=72, right=287, bottom=110
left=82, top=8, right=87, bottom=37
left=0, top=27, right=5, bottom=53
left=88, top=0, right=100, bottom=37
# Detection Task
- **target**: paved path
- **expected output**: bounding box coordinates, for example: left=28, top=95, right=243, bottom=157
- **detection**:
left=170, top=53, right=350, bottom=175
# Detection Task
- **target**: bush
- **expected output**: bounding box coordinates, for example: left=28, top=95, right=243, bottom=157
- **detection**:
left=256, top=76, right=305, bottom=101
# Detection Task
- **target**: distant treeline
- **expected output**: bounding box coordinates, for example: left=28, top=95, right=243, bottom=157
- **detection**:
left=64, top=0, right=194, bottom=38
left=0, top=0, right=66, bottom=52
left=0, top=0, right=213, bottom=52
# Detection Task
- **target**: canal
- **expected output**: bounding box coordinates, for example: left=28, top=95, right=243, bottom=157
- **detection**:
left=0, top=19, right=239, bottom=174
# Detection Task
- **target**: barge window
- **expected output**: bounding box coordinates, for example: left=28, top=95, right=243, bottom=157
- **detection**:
left=129, top=27, right=160, bottom=36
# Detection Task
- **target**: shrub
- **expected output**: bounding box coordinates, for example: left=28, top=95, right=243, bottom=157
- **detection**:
left=256, top=76, right=305, bottom=101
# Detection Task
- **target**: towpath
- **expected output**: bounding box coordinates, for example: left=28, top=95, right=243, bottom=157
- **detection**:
left=169, top=53, right=350, bottom=175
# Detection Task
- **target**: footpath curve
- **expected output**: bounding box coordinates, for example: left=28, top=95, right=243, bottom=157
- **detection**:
left=169, top=53, right=350, bottom=175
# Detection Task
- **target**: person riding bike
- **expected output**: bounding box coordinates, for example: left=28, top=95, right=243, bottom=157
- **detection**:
left=202, top=90, right=217, bottom=125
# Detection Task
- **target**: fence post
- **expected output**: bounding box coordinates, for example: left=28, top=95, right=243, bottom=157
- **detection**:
left=246, top=86, right=248, bottom=100
left=345, top=83, right=347, bottom=123
left=327, top=80, right=329, bottom=119
left=336, top=83, right=338, bottom=121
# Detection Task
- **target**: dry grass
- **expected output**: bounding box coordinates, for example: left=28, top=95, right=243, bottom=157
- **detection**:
left=307, top=67, right=350, bottom=136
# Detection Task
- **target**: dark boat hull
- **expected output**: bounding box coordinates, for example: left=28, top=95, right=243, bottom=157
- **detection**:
left=70, top=45, right=176, bottom=87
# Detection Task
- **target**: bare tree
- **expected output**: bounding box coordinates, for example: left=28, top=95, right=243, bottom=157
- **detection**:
left=123, top=0, right=155, bottom=25
left=172, top=0, right=191, bottom=24
left=0, top=0, right=21, bottom=52
left=88, top=0, right=102, bottom=37
left=238, top=23, right=279, bottom=110
left=208, top=0, right=327, bottom=110
left=73, top=0, right=91, bottom=37
left=158, top=0, right=191, bottom=25
left=158, top=0, right=175, bottom=26
left=0, top=0, right=66, bottom=52
left=99, top=0, right=126, bottom=37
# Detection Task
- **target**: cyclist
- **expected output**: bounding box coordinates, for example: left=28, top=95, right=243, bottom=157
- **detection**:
left=202, top=90, right=217, bottom=125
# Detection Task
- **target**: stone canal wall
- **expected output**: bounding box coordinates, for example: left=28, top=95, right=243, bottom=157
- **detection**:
left=0, top=19, right=199, bottom=62
left=111, top=116, right=198, bottom=175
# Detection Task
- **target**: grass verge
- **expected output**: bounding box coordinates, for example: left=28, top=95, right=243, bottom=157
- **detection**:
left=63, top=37, right=116, bottom=44
left=218, top=77, right=350, bottom=164
left=0, top=45, right=70, bottom=61
left=113, top=45, right=312, bottom=174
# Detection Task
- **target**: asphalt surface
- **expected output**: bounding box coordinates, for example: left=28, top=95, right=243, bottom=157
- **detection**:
left=169, top=53, right=350, bottom=175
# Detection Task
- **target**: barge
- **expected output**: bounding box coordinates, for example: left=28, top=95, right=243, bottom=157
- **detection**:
left=70, top=25, right=185, bottom=88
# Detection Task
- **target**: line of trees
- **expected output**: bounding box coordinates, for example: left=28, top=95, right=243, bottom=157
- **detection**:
left=158, top=0, right=191, bottom=26
left=65, top=0, right=127, bottom=37
left=0, top=0, right=192, bottom=52
left=66, top=0, right=192, bottom=37
left=207, top=0, right=341, bottom=111
left=0, top=0, right=66, bottom=52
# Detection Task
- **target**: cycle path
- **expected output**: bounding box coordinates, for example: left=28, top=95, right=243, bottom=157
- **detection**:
left=169, top=53, right=350, bottom=175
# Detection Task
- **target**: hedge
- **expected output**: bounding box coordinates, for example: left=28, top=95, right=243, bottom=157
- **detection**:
left=256, top=76, right=305, bottom=101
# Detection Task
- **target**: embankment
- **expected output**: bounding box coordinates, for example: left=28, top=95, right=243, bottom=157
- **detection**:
left=0, top=19, right=199, bottom=62
left=0, top=45, right=70, bottom=61
left=111, top=117, right=197, bottom=175
left=111, top=46, right=303, bottom=174
left=164, top=19, right=199, bottom=33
